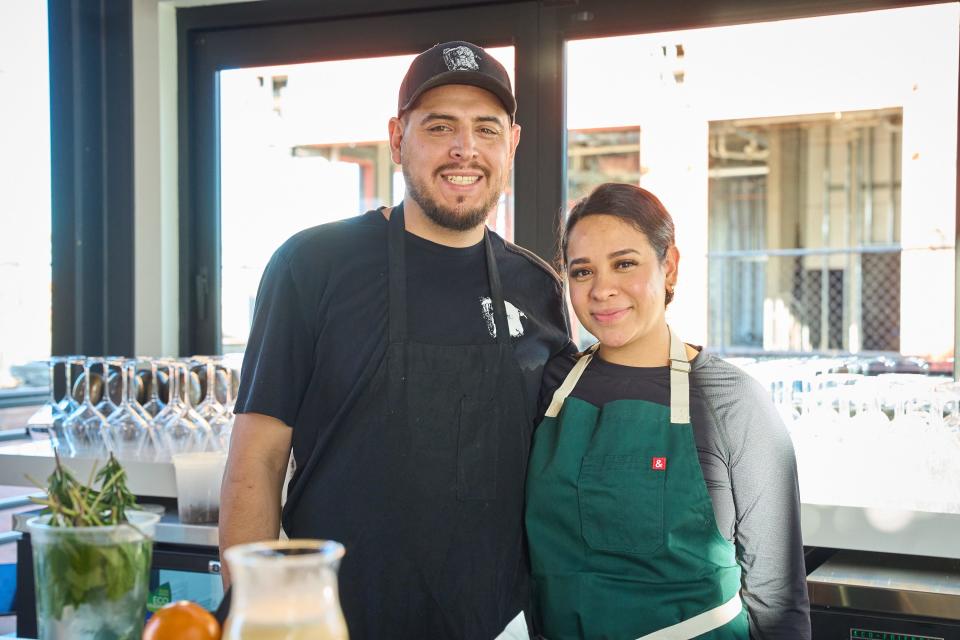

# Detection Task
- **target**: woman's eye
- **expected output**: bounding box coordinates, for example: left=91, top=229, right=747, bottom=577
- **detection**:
left=615, top=260, right=637, bottom=270
left=570, top=268, right=592, bottom=279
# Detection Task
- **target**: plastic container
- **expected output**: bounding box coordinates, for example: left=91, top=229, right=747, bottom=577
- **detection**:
left=172, top=451, right=227, bottom=524
left=27, top=510, right=160, bottom=640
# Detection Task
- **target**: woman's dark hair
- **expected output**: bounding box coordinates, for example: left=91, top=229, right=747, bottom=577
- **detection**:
left=560, top=182, right=677, bottom=305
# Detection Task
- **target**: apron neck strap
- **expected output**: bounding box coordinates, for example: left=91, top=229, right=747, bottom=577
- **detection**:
left=668, top=324, right=691, bottom=424
left=387, top=202, right=509, bottom=346
left=483, top=228, right=510, bottom=346
left=544, top=328, right=691, bottom=424
left=387, top=202, right=407, bottom=345
left=544, top=343, right=598, bottom=418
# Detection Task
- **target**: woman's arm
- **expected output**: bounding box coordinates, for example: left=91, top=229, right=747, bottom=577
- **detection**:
left=700, top=363, right=811, bottom=639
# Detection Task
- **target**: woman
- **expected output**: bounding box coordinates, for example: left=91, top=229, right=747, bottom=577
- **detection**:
left=526, top=183, right=810, bottom=639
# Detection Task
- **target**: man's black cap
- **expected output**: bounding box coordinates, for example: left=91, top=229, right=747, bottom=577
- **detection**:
left=398, top=41, right=516, bottom=122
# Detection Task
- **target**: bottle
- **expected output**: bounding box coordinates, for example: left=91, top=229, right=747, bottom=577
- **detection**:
left=222, top=539, right=349, bottom=640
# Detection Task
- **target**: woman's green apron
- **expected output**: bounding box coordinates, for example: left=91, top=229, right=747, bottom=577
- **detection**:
left=526, top=326, right=749, bottom=639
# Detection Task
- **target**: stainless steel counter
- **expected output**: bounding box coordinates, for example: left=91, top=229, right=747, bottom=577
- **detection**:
left=808, top=550, right=960, bottom=621
left=12, top=508, right=218, bottom=547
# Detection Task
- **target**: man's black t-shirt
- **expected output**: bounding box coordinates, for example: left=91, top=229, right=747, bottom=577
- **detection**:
left=234, top=208, right=572, bottom=479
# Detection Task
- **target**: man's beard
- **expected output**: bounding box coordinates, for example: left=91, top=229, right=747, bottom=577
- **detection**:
left=403, top=163, right=503, bottom=232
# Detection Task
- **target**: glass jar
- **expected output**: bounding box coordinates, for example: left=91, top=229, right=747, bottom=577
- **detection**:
left=223, top=539, right=348, bottom=640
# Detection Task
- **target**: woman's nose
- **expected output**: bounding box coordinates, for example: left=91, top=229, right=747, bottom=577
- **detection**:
left=590, top=271, right=618, bottom=300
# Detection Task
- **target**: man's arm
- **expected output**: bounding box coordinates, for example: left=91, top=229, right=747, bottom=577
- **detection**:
left=218, top=412, right=293, bottom=588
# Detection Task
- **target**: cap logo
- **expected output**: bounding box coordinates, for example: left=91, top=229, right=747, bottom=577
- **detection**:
left=443, top=46, right=480, bottom=71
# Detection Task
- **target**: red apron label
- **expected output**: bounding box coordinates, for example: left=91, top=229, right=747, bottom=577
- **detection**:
left=652, top=457, right=667, bottom=471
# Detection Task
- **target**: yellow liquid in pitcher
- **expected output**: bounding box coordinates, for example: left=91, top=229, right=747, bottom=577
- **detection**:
left=223, top=619, right=348, bottom=640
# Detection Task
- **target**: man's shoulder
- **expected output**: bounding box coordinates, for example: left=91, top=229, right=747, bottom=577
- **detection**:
left=275, top=210, right=386, bottom=266
left=493, top=235, right=563, bottom=288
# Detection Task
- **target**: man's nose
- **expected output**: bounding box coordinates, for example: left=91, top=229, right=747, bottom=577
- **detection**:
left=451, top=130, right=479, bottom=161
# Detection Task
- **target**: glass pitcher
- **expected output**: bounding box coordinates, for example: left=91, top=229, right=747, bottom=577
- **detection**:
left=223, top=539, right=348, bottom=640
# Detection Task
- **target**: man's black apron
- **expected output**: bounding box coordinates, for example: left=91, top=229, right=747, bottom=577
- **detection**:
left=283, top=203, right=532, bottom=639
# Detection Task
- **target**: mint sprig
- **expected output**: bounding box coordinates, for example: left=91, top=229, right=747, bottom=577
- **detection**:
left=27, top=453, right=152, bottom=627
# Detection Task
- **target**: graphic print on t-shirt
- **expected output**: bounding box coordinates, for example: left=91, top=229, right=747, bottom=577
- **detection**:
left=480, top=297, right=526, bottom=339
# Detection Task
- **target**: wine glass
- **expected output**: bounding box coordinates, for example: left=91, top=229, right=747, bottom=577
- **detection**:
left=26, top=357, right=68, bottom=450
left=94, top=357, right=121, bottom=418
left=153, top=361, right=214, bottom=459
left=103, top=358, right=152, bottom=460
left=193, top=357, right=231, bottom=450
left=57, top=355, right=83, bottom=418
left=216, top=365, right=236, bottom=450
left=139, top=357, right=167, bottom=418
left=61, top=357, right=110, bottom=458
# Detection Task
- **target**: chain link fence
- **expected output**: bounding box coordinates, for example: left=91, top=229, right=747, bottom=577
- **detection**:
left=708, top=247, right=902, bottom=354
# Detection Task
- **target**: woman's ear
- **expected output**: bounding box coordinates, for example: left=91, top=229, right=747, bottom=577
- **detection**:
left=664, top=244, right=680, bottom=289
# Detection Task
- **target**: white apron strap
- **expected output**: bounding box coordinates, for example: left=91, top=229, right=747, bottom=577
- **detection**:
left=668, top=325, right=691, bottom=424
left=544, top=344, right=598, bottom=418
left=635, top=591, right=743, bottom=640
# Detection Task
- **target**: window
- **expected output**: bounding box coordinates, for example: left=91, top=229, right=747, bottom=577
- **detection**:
left=218, top=48, right=516, bottom=353
left=564, top=4, right=958, bottom=371
left=0, top=0, right=51, bottom=403
left=708, top=110, right=904, bottom=355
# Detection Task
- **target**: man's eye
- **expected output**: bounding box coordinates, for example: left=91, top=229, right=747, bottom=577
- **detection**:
left=479, top=127, right=499, bottom=136
left=428, top=124, right=452, bottom=132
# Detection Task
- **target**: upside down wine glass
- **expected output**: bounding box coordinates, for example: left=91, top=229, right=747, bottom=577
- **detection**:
left=194, top=357, right=233, bottom=450
left=61, top=357, right=109, bottom=458
left=26, top=357, right=68, bottom=450
left=104, top=358, right=152, bottom=459
left=153, top=361, right=215, bottom=459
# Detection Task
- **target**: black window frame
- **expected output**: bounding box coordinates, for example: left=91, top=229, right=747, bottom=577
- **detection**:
left=178, top=0, right=548, bottom=355
left=0, top=0, right=136, bottom=410
left=178, top=0, right=959, bottom=378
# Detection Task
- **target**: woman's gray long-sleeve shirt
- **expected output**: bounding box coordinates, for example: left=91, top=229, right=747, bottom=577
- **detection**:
left=538, top=347, right=811, bottom=639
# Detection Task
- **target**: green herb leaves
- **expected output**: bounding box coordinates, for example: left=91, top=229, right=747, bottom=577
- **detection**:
left=29, top=452, right=139, bottom=527
left=28, top=452, right=154, bottom=635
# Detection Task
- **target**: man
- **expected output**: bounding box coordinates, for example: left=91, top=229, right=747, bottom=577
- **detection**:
left=219, top=41, right=571, bottom=639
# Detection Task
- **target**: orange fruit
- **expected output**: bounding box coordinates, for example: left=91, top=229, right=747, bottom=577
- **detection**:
left=142, top=600, right=221, bottom=640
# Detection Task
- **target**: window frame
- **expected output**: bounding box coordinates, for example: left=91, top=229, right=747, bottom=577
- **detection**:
left=0, top=0, right=136, bottom=409
left=177, top=0, right=958, bottom=378
left=177, top=1, right=544, bottom=355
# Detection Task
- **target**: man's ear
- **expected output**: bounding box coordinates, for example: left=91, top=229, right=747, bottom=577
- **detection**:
left=388, top=116, right=404, bottom=164
left=509, top=123, right=521, bottom=161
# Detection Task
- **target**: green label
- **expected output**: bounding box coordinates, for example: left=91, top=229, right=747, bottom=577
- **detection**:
left=146, top=582, right=172, bottom=613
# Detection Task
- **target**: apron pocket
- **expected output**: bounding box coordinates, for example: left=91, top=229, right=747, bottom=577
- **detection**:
left=578, top=454, right=664, bottom=554
left=457, top=398, right=499, bottom=501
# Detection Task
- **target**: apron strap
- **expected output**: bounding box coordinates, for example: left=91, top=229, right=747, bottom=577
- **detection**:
left=545, top=326, right=690, bottom=422
left=668, top=325, right=691, bottom=425
left=634, top=591, right=742, bottom=640
left=387, top=204, right=509, bottom=346
left=544, top=343, right=598, bottom=418
left=483, top=227, right=510, bottom=346
left=387, top=202, right=407, bottom=346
